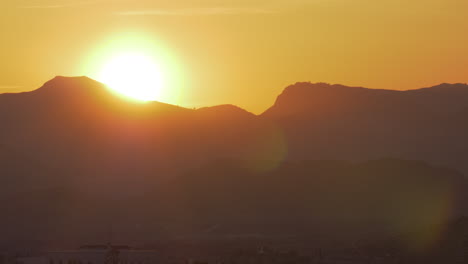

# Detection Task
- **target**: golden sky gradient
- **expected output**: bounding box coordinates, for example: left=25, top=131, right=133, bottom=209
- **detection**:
left=1, top=0, right=468, bottom=113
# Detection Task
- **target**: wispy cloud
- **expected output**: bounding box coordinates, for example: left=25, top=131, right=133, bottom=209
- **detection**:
left=115, top=7, right=277, bottom=16
left=19, top=5, right=68, bottom=9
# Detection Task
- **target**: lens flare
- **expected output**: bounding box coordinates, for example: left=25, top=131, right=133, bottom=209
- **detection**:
left=243, top=123, right=288, bottom=173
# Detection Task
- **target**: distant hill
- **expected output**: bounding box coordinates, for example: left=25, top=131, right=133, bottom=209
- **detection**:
left=261, top=82, right=468, bottom=173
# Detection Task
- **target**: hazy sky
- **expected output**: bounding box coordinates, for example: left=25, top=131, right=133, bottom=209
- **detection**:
left=1, top=0, right=468, bottom=113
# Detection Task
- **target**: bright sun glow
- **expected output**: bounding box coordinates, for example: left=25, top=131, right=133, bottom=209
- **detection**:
left=98, top=52, right=163, bottom=101
left=83, top=32, right=184, bottom=104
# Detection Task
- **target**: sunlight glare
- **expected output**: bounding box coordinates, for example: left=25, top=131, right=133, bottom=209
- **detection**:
left=82, top=32, right=184, bottom=104
left=98, top=53, right=163, bottom=101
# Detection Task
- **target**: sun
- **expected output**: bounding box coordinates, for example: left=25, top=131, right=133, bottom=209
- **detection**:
left=83, top=32, right=184, bottom=104
left=98, top=52, right=164, bottom=101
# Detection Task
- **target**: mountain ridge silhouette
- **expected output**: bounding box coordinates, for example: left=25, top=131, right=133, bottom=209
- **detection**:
left=2, top=76, right=468, bottom=175
left=11, top=76, right=468, bottom=115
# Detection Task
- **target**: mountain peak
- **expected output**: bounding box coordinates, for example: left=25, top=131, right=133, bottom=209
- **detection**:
left=50, top=75, right=95, bottom=82
left=410, top=83, right=468, bottom=94
left=282, top=82, right=369, bottom=92
left=36, top=76, right=107, bottom=96
left=261, top=82, right=468, bottom=119
left=261, top=82, right=387, bottom=118
left=274, top=82, right=383, bottom=104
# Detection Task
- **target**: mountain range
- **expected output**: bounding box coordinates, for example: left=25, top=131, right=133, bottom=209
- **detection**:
left=1, top=76, right=468, bottom=247
left=3, top=77, right=468, bottom=176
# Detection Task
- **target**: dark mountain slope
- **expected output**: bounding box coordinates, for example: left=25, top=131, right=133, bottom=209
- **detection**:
left=1, top=159, right=466, bottom=248
left=0, top=144, right=61, bottom=192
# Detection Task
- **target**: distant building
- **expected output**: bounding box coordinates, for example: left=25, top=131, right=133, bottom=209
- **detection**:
left=227, top=247, right=311, bottom=264
left=16, top=245, right=159, bottom=264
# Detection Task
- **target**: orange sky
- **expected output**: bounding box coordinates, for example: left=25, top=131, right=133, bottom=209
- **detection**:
left=1, top=0, right=468, bottom=113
